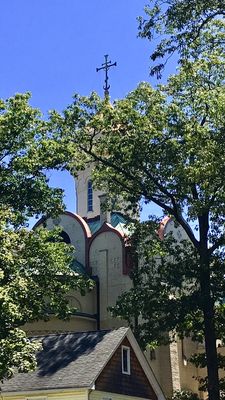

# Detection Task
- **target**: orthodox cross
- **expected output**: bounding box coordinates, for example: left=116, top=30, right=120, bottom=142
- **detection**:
left=96, top=54, right=117, bottom=98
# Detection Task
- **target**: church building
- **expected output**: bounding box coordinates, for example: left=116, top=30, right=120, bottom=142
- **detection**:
left=13, top=61, right=208, bottom=399
left=21, top=161, right=206, bottom=399
left=3, top=164, right=168, bottom=400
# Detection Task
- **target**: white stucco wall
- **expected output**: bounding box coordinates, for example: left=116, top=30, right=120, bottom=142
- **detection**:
left=46, top=213, right=88, bottom=267
left=163, top=218, right=189, bottom=242
left=76, top=165, right=105, bottom=219
left=89, top=231, right=131, bottom=328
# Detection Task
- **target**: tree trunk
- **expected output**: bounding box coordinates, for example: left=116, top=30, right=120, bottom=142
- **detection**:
left=200, top=255, right=220, bottom=400
left=203, top=304, right=220, bottom=400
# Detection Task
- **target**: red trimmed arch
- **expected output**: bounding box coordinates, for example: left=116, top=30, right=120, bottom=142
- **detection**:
left=88, top=222, right=128, bottom=275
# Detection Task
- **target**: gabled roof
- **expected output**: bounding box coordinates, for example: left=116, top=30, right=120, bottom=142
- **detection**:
left=2, top=328, right=165, bottom=400
left=1, top=328, right=129, bottom=393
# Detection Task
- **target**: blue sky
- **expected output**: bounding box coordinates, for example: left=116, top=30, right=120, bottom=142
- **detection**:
left=0, top=1, right=171, bottom=221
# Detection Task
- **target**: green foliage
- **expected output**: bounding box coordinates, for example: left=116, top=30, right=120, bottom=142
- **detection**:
left=0, top=212, right=89, bottom=380
left=0, top=93, right=65, bottom=224
left=54, top=21, right=225, bottom=399
left=138, top=0, right=225, bottom=76
left=171, top=390, right=200, bottom=400
left=110, top=222, right=205, bottom=348
left=0, top=93, right=91, bottom=381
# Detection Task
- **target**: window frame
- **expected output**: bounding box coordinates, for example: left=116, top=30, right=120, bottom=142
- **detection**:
left=87, top=179, right=93, bottom=212
left=121, top=345, right=131, bottom=375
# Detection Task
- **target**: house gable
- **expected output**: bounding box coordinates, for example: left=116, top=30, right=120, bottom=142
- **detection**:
left=95, top=337, right=158, bottom=400
left=1, top=329, right=165, bottom=400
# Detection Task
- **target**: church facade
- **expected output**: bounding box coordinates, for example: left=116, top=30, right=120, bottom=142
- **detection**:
left=25, top=165, right=207, bottom=398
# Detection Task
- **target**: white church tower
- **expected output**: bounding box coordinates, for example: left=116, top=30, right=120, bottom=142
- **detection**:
left=75, top=164, right=106, bottom=220
left=76, top=54, right=117, bottom=220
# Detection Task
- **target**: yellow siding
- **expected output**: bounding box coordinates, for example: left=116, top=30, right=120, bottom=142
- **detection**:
left=2, top=389, right=89, bottom=400
left=90, top=390, right=150, bottom=400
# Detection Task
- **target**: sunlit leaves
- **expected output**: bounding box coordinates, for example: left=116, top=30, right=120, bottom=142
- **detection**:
left=54, top=21, right=225, bottom=396
left=138, top=0, right=225, bottom=76
left=0, top=94, right=91, bottom=380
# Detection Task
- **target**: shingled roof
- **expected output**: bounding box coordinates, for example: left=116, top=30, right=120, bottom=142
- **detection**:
left=1, top=327, right=129, bottom=393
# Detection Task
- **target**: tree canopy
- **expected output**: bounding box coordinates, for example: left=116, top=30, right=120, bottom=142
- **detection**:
left=138, top=0, right=225, bottom=77
left=53, top=20, right=225, bottom=400
left=0, top=93, right=90, bottom=381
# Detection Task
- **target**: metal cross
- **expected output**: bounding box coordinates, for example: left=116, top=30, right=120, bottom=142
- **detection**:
left=96, top=54, right=117, bottom=98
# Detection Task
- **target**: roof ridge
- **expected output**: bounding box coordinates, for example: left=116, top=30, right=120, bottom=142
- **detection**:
left=30, top=327, right=128, bottom=340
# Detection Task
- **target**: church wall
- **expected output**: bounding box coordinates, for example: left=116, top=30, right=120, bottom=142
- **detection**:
left=163, top=218, right=189, bottom=243
left=89, top=231, right=132, bottom=329
left=66, top=287, right=97, bottom=315
left=160, top=219, right=203, bottom=396
left=24, top=288, right=97, bottom=335
left=177, top=338, right=200, bottom=394
left=29, top=184, right=212, bottom=397
left=146, top=345, right=173, bottom=398
left=45, top=214, right=88, bottom=267
left=179, top=343, right=225, bottom=399
left=219, top=347, right=225, bottom=390
left=24, top=315, right=96, bottom=336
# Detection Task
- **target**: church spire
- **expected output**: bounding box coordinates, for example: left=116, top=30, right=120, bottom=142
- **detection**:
left=96, top=54, right=117, bottom=99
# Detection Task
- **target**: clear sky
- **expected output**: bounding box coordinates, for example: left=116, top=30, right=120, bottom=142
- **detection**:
left=0, top=1, right=171, bottom=221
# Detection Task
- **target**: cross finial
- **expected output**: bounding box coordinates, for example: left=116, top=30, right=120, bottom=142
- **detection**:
left=96, top=54, right=117, bottom=99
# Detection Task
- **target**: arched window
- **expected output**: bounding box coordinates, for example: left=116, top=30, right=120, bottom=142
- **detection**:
left=87, top=180, right=93, bottom=212
left=60, top=230, right=71, bottom=244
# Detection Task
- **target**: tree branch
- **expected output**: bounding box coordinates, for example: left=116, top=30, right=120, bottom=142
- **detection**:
left=78, top=141, right=200, bottom=249
left=194, top=11, right=225, bottom=40
left=208, top=236, right=225, bottom=255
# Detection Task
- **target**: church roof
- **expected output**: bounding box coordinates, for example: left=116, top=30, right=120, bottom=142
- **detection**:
left=1, top=327, right=129, bottom=393
left=70, top=258, right=87, bottom=275
left=87, top=212, right=128, bottom=234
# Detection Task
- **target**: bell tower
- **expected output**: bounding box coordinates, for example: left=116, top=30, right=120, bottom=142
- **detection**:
left=76, top=55, right=117, bottom=220
left=75, top=165, right=105, bottom=219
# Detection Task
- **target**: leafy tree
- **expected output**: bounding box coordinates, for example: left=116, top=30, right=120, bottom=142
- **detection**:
left=138, top=0, right=225, bottom=77
left=54, top=21, right=225, bottom=400
left=171, top=390, right=200, bottom=400
left=0, top=93, right=90, bottom=381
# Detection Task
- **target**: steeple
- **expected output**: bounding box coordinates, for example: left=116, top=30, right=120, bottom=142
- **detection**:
left=75, top=55, right=117, bottom=218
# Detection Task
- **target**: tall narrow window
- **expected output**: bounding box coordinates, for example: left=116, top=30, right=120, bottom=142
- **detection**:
left=122, top=346, right=131, bottom=375
left=87, top=180, right=93, bottom=212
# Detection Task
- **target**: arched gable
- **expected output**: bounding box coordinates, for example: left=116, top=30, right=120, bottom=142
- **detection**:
left=158, top=216, right=171, bottom=240
left=33, top=212, right=91, bottom=268
left=88, top=223, right=131, bottom=324
left=88, top=222, right=126, bottom=273
left=158, top=216, right=188, bottom=242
